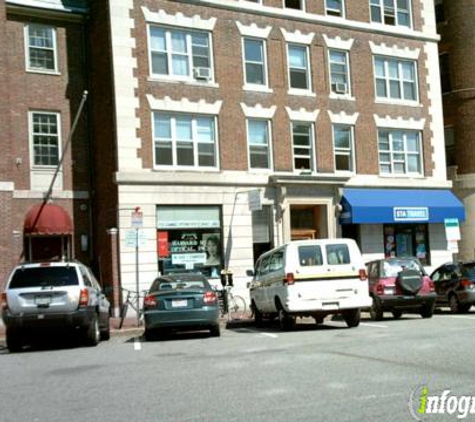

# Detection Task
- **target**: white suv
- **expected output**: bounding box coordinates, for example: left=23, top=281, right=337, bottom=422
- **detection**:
left=1, top=260, right=110, bottom=352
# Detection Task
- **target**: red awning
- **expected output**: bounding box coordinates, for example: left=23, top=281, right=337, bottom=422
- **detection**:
left=24, top=203, right=73, bottom=235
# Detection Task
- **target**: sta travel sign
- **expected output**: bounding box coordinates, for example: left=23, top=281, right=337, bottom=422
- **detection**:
left=393, top=207, right=429, bottom=222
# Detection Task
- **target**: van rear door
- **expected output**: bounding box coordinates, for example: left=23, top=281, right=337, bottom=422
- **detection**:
left=293, top=242, right=362, bottom=308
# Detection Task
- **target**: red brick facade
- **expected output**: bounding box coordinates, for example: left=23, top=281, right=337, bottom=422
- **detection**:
left=0, top=1, right=91, bottom=287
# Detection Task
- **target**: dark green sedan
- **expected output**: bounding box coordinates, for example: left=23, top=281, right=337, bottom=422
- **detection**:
left=143, top=273, right=220, bottom=340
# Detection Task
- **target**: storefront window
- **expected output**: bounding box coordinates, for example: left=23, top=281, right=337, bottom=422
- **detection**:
left=157, top=206, right=222, bottom=279
left=384, top=224, right=430, bottom=266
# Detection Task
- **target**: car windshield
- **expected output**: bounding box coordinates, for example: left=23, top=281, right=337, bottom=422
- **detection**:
left=9, top=266, right=79, bottom=288
left=382, top=259, right=423, bottom=277
left=461, top=264, right=475, bottom=279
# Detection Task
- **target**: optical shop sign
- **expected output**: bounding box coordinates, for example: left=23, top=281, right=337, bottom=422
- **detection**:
left=445, top=218, right=461, bottom=253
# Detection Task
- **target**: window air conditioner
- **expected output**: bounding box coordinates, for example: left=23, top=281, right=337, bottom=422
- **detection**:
left=334, top=82, right=348, bottom=94
left=193, top=67, right=211, bottom=80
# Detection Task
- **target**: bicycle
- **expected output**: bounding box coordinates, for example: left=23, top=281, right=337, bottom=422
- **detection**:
left=218, top=285, right=247, bottom=320
left=118, top=287, right=146, bottom=329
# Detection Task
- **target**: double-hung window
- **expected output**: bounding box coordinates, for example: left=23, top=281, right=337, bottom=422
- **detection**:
left=332, top=125, right=354, bottom=172
left=149, top=26, right=212, bottom=81
left=378, top=129, right=422, bottom=175
left=154, top=113, right=217, bottom=168
left=243, top=38, right=267, bottom=86
left=370, top=0, right=412, bottom=28
left=329, top=49, right=350, bottom=95
left=247, top=119, right=271, bottom=170
left=26, top=24, right=57, bottom=72
left=326, top=0, right=345, bottom=17
left=285, top=0, right=304, bottom=10
left=292, top=122, right=314, bottom=172
left=374, top=56, right=417, bottom=102
left=288, top=44, right=310, bottom=91
left=30, top=112, right=60, bottom=167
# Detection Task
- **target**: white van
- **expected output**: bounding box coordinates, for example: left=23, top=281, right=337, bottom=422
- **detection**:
left=249, top=238, right=371, bottom=330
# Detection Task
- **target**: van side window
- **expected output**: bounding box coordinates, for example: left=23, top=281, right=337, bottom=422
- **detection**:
left=326, top=244, right=350, bottom=265
left=259, top=255, right=271, bottom=276
left=269, top=250, right=284, bottom=272
left=298, top=245, right=323, bottom=266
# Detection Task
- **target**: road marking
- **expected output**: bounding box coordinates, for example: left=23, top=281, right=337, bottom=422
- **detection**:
left=236, top=328, right=279, bottom=338
left=134, top=339, right=142, bottom=350
left=360, top=322, right=388, bottom=328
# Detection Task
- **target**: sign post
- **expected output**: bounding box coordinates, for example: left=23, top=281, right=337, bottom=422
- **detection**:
left=131, top=207, right=143, bottom=327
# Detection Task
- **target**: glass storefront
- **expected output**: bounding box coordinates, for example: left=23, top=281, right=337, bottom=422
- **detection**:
left=157, top=206, right=222, bottom=279
left=384, top=224, right=430, bottom=265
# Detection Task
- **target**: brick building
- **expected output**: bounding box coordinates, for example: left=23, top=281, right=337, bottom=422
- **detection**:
left=436, top=0, right=475, bottom=261
left=0, top=0, right=91, bottom=287
left=85, top=0, right=464, bottom=304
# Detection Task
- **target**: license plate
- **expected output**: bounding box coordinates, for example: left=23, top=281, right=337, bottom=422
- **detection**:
left=322, top=302, right=339, bottom=310
left=171, top=299, right=187, bottom=308
left=36, top=296, right=51, bottom=306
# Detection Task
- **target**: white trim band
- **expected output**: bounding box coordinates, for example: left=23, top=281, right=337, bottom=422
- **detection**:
left=373, top=114, right=426, bottom=130
left=285, top=107, right=319, bottom=122
left=141, top=7, right=217, bottom=30
left=147, top=95, right=223, bottom=115
left=240, top=103, right=277, bottom=119
left=236, top=21, right=272, bottom=38
left=370, top=41, right=420, bottom=60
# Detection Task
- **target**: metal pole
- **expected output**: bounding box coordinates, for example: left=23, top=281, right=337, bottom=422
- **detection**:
left=135, top=227, right=140, bottom=327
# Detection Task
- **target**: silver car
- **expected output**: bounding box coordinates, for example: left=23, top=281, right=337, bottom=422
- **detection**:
left=1, top=260, right=110, bottom=352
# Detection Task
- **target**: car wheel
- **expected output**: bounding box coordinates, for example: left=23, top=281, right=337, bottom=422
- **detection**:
left=391, top=309, right=403, bottom=319
left=369, top=297, right=384, bottom=321
left=85, top=314, right=100, bottom=346
left=252, top=301, right=264, bottom=327
left=144, top=328, right=159, bottom=341
left=420, top=303, right=434, bottom=318
left=314, top=315, right=324, bottom=325
left=449, top=294, right=461, bottom=313
left=6, top=329, right=23, bottom=353
left=100, top=314, right=111, bottom=341
left=342, top=309, right=361, bottom=328
left=210, top=325, right=221, bottom=337
left=278, top=308, right=295, bottom=331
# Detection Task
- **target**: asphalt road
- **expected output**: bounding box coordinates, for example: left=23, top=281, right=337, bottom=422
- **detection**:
left=0, top=310, right=473, bottom=422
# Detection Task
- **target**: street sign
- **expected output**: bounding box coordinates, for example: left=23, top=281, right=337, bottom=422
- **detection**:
left=125, top=229, right=146, bottom=248
left=248, top=189, right=262, bottom=212
left=131, top=209, right=143, bottom=228
left=444, top=218, right=461, bottom=241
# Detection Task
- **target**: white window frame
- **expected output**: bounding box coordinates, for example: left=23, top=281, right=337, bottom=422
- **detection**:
left=25, top=24, right=58, bottom=73
left=326, top=0, right=345, bottom=17
left=377, top=129, right=423, bottom=176
left=242, top=37, right=269, bottom=90
left=148, top=25, right=214, bottom=83
left=328, top=48, right=351, bottom=97
left=287, top=44, right=312, bottom=95
left=291, top=121, right=315, bottom=173
left=246, top=119, right=273, bottom=171
left=373, top=56, right=418, bottom=104
left=29, top=111, right=61, bottom=169
left=283, top=0, right=305, bottom=11
left=332, top=124, right=355, bottom=173
left=369, top=0, right=412, bottom=28
left=153, top=112, right=219, bottom=170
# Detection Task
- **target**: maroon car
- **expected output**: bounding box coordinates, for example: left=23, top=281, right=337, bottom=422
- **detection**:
left=365, top=257, right=436, bottom=320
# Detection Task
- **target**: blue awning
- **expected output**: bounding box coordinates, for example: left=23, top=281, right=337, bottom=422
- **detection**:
left=339, top=188, right=465, bottom=224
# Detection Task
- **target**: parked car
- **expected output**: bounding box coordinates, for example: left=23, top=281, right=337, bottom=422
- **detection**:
left=248, top=238, right=371, bottom=330
left=143, top=273, right=220, bottom=340
left=430, top=261, right=475, bottom=313
left=1, top=260, right=110, bottom=352
left=365, top=257, right=436, bottom=321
